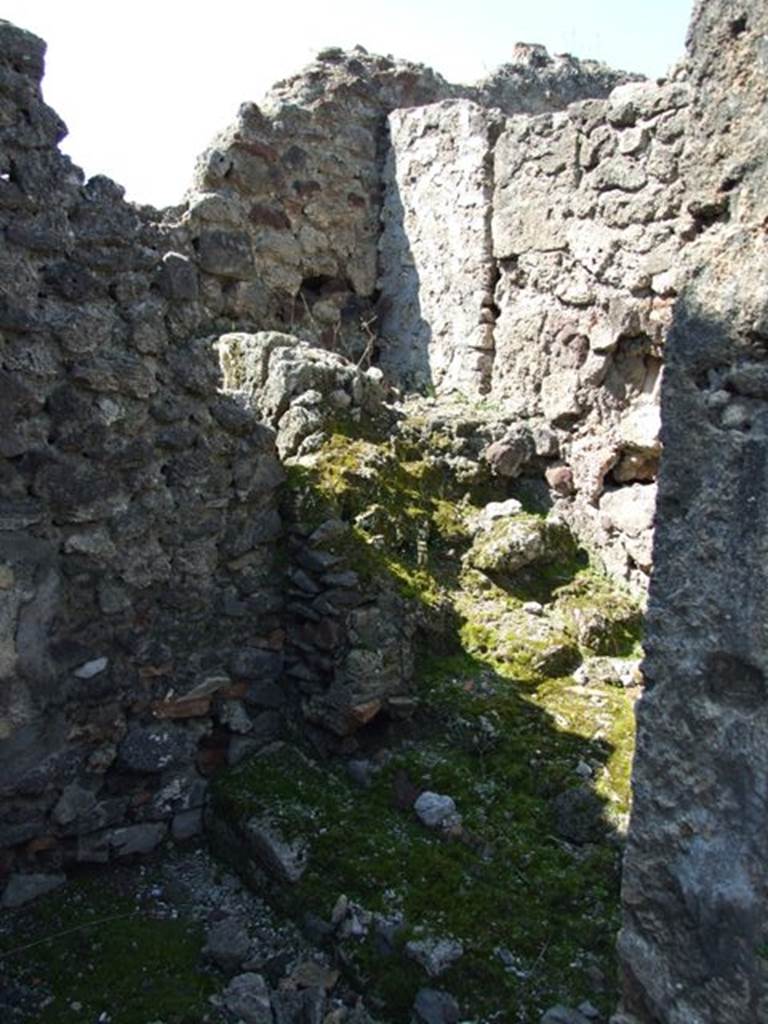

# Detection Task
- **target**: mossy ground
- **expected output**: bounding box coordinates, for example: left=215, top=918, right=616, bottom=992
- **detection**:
left=0, top=413, right=642, bottom=1024
left=215, top=415, right=644, bottom=1022
left=212, top=680, right=624, bottom=1022
left=0, top=860, right=217, bottom=1024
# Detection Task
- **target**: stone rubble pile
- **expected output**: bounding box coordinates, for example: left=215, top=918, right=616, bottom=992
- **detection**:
left=215, top=330, right=392, bottom=458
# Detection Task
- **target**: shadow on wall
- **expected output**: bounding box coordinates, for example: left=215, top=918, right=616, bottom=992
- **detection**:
left=376, top=150, right=434, bottom=392
left=0, top=316, right=288, bottom=868
left=619, top=288, right=768, bottom=1022
left=647, top=294, right=768, bottom=670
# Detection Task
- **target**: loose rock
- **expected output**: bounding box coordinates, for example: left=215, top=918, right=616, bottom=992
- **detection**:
left=413, top=988, right=461, bottom=1024
left=413, top=792, right=460, bottom=830
left=1, top=873, right=66, bottom=908
left=222, top=973, right=273, bottom=1024
left=203, top=916, right=252, bottom=973
left=405, top=936, right=464, bottom=977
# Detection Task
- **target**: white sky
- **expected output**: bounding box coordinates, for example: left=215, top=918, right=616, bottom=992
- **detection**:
left=6, top=0, right=694, bottom=208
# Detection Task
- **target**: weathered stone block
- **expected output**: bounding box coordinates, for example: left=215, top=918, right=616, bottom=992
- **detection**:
left=1, top=872, right=66, bottom=907
left=117, top=724, right=196, bottom=774
left=198, top=229, right=254, bottom=279
left=244, top=817, right=308, bottom=883
left=158, top=251, right=199, bottom=300
left=379, top=100, right=500, bottom=394
left=108, top=822, right=167, bottom=856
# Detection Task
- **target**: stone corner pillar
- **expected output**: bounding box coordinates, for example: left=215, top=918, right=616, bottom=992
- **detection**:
left=617, top=2, right=768, bottom=1022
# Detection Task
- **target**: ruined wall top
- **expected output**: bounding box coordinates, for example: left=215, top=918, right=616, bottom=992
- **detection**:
left=260, top=40, right=640, bottom=122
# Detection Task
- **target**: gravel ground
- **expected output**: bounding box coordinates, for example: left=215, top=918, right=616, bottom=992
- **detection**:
left=0, top=842, right=352, bottom=1024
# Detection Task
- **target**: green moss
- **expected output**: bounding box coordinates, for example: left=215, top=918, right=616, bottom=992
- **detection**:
left=4, top=407, right=644, bottom=1024
left=0, top=866, right=215, bottom=1024
left=284, top=433, right=480, bottom=610
left=213, top=685, right=625, bottom=1020
left=556, top=569, right=644, bottom=657
left=215, top=577, right=637, bottom=1017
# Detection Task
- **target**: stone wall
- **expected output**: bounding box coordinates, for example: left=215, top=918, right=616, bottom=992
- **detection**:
left=186, top=44, right=634, bottom=363
left=378, top=100, right=502, bottom=393
left=0, top=25, right=483, bottom=884
left=184, top=49, right=454, bottom=360
left=214, top=330, right=418, bottom=756
left=492, top=79, right=689, bottom=588
left=379, top=79, right=689, bottom=589
left=616, top=2, right=768, bottom=1021
left=0, top=21, right=291, bottom=881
